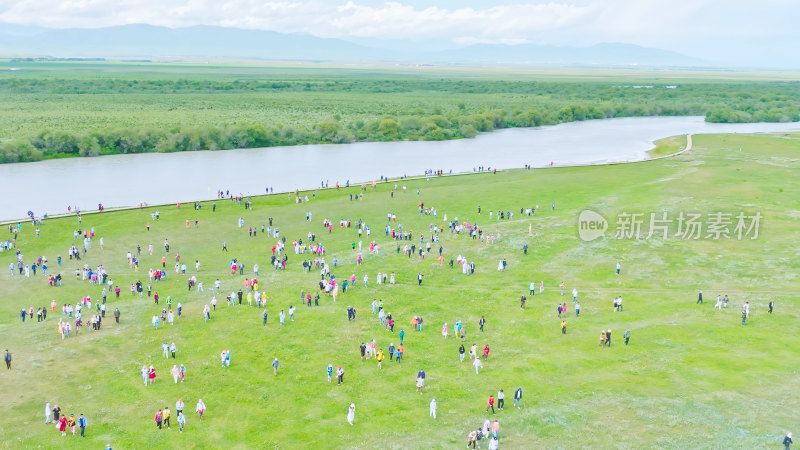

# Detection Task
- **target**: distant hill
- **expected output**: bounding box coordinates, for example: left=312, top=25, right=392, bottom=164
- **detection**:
left=0, top=24, right=706, bottom=67
left=432, top=42, right=705, bottom=67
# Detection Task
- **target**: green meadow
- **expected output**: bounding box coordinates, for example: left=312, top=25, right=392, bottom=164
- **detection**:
left=0, top=61, right=799, bottom=162
left=0, top=132, right=799, bottom=448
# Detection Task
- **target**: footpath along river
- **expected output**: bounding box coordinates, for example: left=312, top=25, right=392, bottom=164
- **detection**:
left=1, top=116, right=799, bottom=221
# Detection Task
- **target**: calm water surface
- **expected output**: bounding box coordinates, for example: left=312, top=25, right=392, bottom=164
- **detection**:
left=1, top=116, right=798, bottom=221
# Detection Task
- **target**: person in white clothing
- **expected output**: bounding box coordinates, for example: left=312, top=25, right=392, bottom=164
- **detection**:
left=429, top=398, right=437, bottom=419
left=347, top=403, right=355, bottom=425
left=473, top=357, right=483, bottom=374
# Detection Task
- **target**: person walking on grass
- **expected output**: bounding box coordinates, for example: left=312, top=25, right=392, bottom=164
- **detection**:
left=196, top=399, right=205, bottom=421
left=513, top=387, right=522, bottom=408
left=272, top=357, right=280, bottom=375
left=429, top=398, right=437, bottom=419
left=155, top=409, right=163, bottom=429
left=177, top=412, right=186, bottom=432
left=45, top=402, right=51, bottom=424
left=497, top=390, right=505, bottom=410
left=697, top=291, right=703, bottom=304
left=347, top=403, right=356, bottom=425
left=459, top=343, right=466, bottom=362
left=561, top=320, right=567, bottom=334
left=624, top=329, right=631, bottom=345
left=486, top=394, right=495, bottom=414
left=473, top=357, right=483, bottom=375
left=337, top=365, right=344, bottom=384
left=4, top=349, right=11, bottom=369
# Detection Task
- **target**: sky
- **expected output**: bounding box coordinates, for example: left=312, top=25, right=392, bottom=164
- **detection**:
left=0, top=0, right=797, bottom=66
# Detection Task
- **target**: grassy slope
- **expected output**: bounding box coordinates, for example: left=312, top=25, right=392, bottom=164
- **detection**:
left=0, top=133, right=798, bottom=448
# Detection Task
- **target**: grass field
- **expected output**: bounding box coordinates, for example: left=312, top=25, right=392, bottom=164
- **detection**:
left=0, top=132, right=799, bottom=448
left=1, top=61, right=799, bottom=162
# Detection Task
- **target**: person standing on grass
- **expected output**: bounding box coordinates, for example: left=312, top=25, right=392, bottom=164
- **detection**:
left=177, top=411, right=186, bottom=432
left=606, top=329, right=612, bottom=347
left=769, top=299, right=774, bottom=314
left=479, top=316, right=485, bottom=332
left=473, top=356, right=483, bottom=374
left=497, top=390, right=505, bottom=410
left=784, top=433, right=793, bottom=450
left=486, top=394, right=495, bottom=414
left=616, top=261, right=621, bottom=275
left=4, top=349, right=11, bottom=369
left=624, top=329, right=631, bottom=345
left=697, top=291, right=703, bottom=304
left=429, top=398, right=437, bottom=419
left=347, top=404, right=355, bottom=425
left=272, top=357, right=280, bottom=375
left=176, top=398, right=184, bottom=416
left=459, top=343, right=466, bottom=362
left=196, top=399, right=205, bottom=421
left=45, top=402, right=51, bottom=424
left=576, top=302, right=581, bottom=317
left=561, top=320, right=567, bottom=334
left=337, top=366, right=345, bottom=384
left=171, top=365, right=179, bottom=383
left=155, top=409, right=163, bottom=429
left=416, top=369, right=426, bottom=393
left=513, top=387, right=522, bottom=408
left=58, top=415, right=67, bottom=436
left=163, top=407, right=171, bottom=429
left=327, top=364, right=333, bottom=382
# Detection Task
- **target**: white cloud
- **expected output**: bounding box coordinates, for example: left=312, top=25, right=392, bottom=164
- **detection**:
left=0, top=1, right=592, bottom=40
left=0, top=0, right=795, bottom=63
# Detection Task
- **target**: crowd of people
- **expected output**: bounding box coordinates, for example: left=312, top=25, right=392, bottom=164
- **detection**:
left=2, top=177, right=789, bottom=448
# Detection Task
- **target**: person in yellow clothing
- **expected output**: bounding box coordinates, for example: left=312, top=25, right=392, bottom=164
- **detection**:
left=376, top=349, right=384, bottom=369
left=67, top=413, right=77, bottom=435
left=163, top=406, right=171, bottom=429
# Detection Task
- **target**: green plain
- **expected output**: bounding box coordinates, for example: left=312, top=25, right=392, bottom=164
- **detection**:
left=0, top=61, right=799, bottom=162
left=0, top=132, right=798, bottom=448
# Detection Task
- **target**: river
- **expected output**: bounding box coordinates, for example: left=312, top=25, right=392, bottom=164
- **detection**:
left=1, top=116, right=798, bottom=221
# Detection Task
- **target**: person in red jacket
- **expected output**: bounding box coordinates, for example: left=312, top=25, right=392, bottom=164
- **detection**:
left=155, top=409, right=163, bottom=429
left=485, top=394, right=495, bottom=414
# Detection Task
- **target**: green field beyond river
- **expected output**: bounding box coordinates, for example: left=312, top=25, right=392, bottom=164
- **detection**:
left=1, top=133, right=799, bottom=448
left=1, top=62, right=799, bottom=163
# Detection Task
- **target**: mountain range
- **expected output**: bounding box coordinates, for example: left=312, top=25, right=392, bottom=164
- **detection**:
left=0, top=24, right=707, bottom=67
